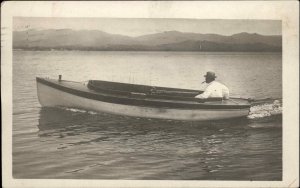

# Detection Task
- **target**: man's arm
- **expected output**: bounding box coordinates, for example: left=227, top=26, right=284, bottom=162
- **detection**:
left=195, top=87, right=212, bottom=99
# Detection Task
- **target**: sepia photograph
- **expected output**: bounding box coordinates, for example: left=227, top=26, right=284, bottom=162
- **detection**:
left=2, top=1, right=299, bottom=188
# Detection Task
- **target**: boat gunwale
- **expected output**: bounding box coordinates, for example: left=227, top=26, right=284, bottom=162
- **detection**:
left=36, top=77, right=251, bottom=110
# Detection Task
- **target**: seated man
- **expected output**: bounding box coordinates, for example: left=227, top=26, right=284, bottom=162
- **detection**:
left=195, top=71, right=229, bottom=99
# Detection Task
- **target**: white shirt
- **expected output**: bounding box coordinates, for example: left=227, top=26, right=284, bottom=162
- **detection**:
left=195, top=81, right=229, bottom=99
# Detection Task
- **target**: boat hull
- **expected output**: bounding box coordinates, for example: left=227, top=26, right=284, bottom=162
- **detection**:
left=37, top=81, right=250, bottom=121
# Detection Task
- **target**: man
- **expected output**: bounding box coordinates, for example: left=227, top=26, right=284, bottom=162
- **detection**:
left=195, top=71, right=229, bottom=99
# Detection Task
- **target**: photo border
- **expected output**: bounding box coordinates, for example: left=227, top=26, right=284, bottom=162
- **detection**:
left=2, top=1, right=299, bottom=187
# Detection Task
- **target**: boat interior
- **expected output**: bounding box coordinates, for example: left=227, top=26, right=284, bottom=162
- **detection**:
left=87, top=80, right=223, bottom=103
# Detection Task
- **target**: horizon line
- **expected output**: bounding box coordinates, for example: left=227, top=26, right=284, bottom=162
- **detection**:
left=13, top=29, right=282, bottom=37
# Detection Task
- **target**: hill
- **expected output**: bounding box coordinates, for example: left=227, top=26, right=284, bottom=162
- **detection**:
left=13, top=29, right=282, bottom=52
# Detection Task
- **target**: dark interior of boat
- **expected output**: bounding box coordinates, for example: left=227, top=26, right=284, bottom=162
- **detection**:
left=87, top=80, right=223, bottom=103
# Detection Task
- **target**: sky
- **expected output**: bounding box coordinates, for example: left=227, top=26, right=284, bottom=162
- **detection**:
left=13, top=17, right=282, bottom=37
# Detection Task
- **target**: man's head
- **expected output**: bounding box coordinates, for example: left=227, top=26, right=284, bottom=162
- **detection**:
left=204, top=71, right=216, bottom=83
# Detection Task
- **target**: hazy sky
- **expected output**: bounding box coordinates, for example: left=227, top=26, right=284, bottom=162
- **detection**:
left=14, top=17, right=281, bottom=36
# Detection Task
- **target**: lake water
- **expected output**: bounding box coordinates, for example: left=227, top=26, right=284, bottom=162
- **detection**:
left=13, top=50, right=282, bottom=180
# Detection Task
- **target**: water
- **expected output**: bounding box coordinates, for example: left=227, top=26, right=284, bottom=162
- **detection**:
left=13, top=50, right=282, bottom=180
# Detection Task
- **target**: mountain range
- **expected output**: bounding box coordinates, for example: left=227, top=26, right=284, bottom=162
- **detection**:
left=13, top=29, right=282, bottom=52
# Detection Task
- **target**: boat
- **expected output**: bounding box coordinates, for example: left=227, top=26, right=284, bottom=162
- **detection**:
left=36, top=76, right=251, bottom=121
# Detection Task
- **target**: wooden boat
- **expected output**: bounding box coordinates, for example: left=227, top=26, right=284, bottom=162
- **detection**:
left=36, top=77, right=251, bottom=121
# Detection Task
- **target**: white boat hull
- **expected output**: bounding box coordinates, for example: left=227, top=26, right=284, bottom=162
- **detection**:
left=37, top=81, right=250, bottom=121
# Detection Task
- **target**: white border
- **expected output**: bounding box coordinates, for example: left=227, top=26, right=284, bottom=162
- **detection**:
left=1, top=1, right=299, bottom=188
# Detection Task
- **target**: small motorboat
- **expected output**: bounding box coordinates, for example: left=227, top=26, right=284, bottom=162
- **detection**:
left=36, top=76, right=251, bottom=121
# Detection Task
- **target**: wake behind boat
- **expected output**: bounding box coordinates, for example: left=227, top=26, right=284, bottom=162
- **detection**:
left=36, top=76, right=251, bottom=121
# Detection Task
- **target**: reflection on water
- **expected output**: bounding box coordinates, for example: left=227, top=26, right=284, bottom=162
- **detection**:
left=23, top=107, right=282, bottom=180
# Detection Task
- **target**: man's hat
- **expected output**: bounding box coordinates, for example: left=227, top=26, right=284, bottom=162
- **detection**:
left=204, top=71, right=217, bottom=78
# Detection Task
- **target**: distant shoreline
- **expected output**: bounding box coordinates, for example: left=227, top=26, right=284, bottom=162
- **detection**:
left=13, top=30, right=282, bottom=53
left=12, top=45, right=282, bottom=52
left=13, top=49, right=282, bottom=54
